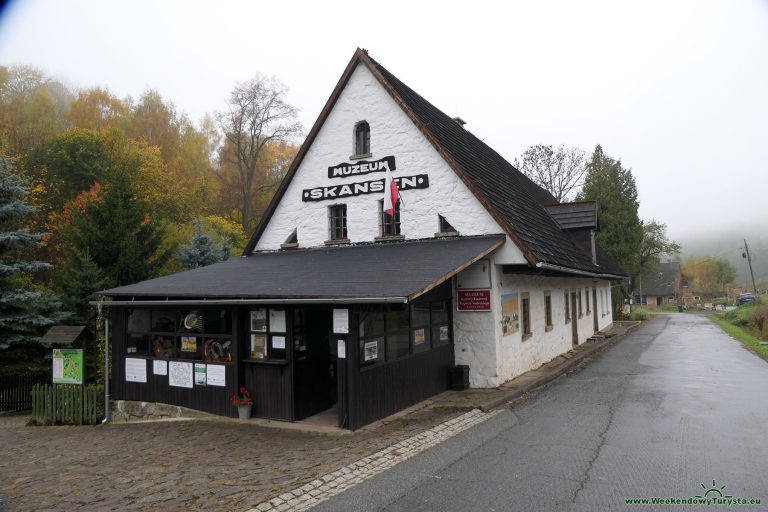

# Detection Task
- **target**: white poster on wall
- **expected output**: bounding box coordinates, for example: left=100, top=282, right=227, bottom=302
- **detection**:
left=206, top=364, right=226, bottom=387
left=168, top=361, right=193, bottom=388
left=153, top=359, right=167, bottom=376
left=125, top=358, right=147, bottom=383
left=333, top=309, right=349, bottom=334
left=337, top=339, right=346, bottom=359
left=272, top=336, right=286, bottom=350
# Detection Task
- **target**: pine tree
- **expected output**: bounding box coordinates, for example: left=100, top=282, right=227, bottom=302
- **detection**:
left=177, top=220, right=231, bottom=269
left=0, top=158, right=68, bottom=348
left=55, top=249, right=112, bottom=321
left=67, top=169, right=172, bottom=287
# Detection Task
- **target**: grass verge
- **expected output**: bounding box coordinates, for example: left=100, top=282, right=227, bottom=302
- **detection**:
left=709, top=314, right=768, bottom=362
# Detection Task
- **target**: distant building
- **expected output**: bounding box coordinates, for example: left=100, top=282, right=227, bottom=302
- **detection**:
left=636, top=262, right=682, bottom=306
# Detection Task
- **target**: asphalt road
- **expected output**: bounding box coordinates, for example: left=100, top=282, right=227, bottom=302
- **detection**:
left=314, top=314, right=768, bottom=511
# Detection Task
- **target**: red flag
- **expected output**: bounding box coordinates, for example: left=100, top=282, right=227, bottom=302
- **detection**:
left=383, top=167, right=399, bottom=216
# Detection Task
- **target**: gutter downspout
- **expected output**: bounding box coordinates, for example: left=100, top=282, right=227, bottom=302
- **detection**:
left=103, top=316, right=110, bottom=423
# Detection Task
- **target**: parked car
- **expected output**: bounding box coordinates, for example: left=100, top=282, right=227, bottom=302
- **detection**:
left=737, top=293, right=756, bottom=305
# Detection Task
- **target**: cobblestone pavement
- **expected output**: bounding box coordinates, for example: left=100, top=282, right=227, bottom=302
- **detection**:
left=247, top=409, right=499, bottom=512
left=0, top=405, right=471, bottom=512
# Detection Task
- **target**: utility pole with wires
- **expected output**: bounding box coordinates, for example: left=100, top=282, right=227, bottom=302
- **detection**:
left=742, top=239, right=757, bottom=296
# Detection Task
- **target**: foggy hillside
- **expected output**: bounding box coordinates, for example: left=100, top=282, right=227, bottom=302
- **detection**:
left=678, top=230, right=767, bottom=289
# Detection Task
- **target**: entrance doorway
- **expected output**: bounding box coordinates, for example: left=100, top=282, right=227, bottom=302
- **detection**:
left=571, top=292, right=579, bottom=346
left=293, top=308, right=335, bottom=421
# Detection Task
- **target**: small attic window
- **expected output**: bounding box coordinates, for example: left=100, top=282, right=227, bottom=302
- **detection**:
left=354, top=121, right=370, bottom=157
left=281, top=228, right=298, bottom=249
left=436, top=215, right=458, bottom=236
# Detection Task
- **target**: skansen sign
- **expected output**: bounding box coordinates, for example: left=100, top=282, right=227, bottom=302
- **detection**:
left=302, top=174, right=429, bottom=202
left=328, top=155, right=396, bottom=179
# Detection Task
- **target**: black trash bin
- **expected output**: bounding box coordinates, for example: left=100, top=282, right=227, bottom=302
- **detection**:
left=448, top=365, right=470, bottom=390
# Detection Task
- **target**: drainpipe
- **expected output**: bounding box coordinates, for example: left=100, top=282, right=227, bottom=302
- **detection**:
left=101, top=303, right=110, bottom=424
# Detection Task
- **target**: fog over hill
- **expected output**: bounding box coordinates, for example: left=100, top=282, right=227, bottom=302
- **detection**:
left=677, top=224, right=767, bottom=289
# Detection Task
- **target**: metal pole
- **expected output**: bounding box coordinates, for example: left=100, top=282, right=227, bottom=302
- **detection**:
left=103, top=317, right=110, bottom=423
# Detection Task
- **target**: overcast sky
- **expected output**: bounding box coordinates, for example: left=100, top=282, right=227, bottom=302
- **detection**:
left=1, top=0, right=766, bottom=244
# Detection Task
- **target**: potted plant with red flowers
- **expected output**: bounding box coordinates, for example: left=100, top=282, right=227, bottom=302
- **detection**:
left=231, top=386, right=253, bottom=419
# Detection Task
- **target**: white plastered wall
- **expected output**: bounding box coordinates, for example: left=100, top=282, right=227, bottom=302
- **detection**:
left=453, top=259, right=615, bottom=388
left=253, top=64, right=526, bottom=265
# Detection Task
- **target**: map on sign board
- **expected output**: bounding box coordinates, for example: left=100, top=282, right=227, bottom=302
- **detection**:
left=52, top=349, right=83, bottom=385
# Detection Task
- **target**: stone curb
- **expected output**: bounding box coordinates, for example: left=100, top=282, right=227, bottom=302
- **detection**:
left=477, top=321, right=643, bottom=412
left=245, top=408, right=500, bottom=512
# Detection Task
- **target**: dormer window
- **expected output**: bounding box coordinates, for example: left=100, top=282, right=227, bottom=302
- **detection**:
left=437, top=215, right=458, bottom=236
left=354, top=121, right=370, bottom=157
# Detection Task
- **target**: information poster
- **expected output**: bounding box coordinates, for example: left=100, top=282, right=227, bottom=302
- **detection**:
left=125, top=358, right=147, bottom=383
left=153, top=359, right=168, bottom=376
left=168, top=361, right=193, bottom=388
left=414, top=328, right=426, bottom=345
left=206, top=364, right=226, bottom=386
left=501, top=292, right=520, bottom=336
left=364, top=341, right=378, bottom=361
left=333, top=309, right=349, bottom=334
left=270, top=309, right=286, bottom=332
left=337, top=339, right=346, bottom=359
left=194, top=363, right=206, bottom=386
left=250, top=334, right=267, bottom=359
left=439, top=325, right=450, bottom=341
left=52, top=349, right=83, bottom=384
left=250, top=309, right=267, bottom=332
left=272, top=336, right=286, bottom=350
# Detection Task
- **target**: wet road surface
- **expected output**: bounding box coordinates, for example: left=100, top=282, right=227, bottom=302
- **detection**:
left=314, top=314, right=768, bottom=511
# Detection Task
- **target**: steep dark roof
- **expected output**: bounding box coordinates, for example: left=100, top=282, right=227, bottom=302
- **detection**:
left=544, top=202, right=598, bottom=230
left=101, top=235, right=504, bottom=301
left=643, top=262, right=681, bottom=296
left=244, top=49, right=626, bottom=278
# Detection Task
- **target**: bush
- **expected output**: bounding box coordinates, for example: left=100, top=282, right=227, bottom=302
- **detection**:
left=628, top=309, right=650, bottom=321
left=750, top=305, right=768, bottom=334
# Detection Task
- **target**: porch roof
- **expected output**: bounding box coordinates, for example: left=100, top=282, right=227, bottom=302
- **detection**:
left=99, top=235, right=505, bottom=302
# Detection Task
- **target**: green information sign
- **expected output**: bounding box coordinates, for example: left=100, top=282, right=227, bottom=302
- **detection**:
left=52, top=349, right=83, bottom=385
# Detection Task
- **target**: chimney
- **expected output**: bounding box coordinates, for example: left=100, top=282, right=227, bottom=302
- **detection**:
left=452, top=117, right=466, bottom=128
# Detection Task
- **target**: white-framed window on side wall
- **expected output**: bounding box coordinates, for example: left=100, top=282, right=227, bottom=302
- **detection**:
left=544, top=290, right=553, bottom=331
left=353, top=120, right=370, bottom=158
left=585, top=288, right=590, bottom=314
left=578, top=289, right=583, bottom=318
left=564, top=290, right=571, bottom=323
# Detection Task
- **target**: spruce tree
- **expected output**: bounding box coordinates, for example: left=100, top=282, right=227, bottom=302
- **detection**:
left=67, top=169, right=172, bottom=287
left=177, top=220, right=231, bottom=269
left=55, top=249, right=112, bottom=321
left=578, top=145, right=643, bottom=279
left=0, top=158, right=68, bottom=348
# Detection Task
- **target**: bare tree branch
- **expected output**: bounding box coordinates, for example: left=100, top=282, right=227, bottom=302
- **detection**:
left=514, top=144, right=587, bottom=202
left=217, top=74, right=303, bottom=232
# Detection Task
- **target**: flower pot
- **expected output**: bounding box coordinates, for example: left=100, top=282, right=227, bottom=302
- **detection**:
left=237, top=404, right=252, bottom=420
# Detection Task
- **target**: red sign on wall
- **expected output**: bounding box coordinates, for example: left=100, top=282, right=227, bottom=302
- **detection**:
left=457, top=289, right=492, bottom=311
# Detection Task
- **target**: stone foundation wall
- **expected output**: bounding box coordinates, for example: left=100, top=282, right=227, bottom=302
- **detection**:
left=111, top=400, right=214, bottom=422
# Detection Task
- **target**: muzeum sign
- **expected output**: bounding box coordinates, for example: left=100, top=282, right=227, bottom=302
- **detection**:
left=301, top=155, right=429, bottom=202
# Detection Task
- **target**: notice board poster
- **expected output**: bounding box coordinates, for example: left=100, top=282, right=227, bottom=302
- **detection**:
left=457, top=289, right=492, bottom=311
left=501, top=292, right=520, bottom=336
left=168, top=361, right=193, bottom=388
left=206, top=364, right=226, bottom=386
left=125, top=358, right=147, bottom=383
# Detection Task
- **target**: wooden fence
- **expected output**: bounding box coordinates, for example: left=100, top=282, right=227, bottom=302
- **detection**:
left=31, top=384, right=103, bottom=425
left=0, top=374, right=36, bottom=413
